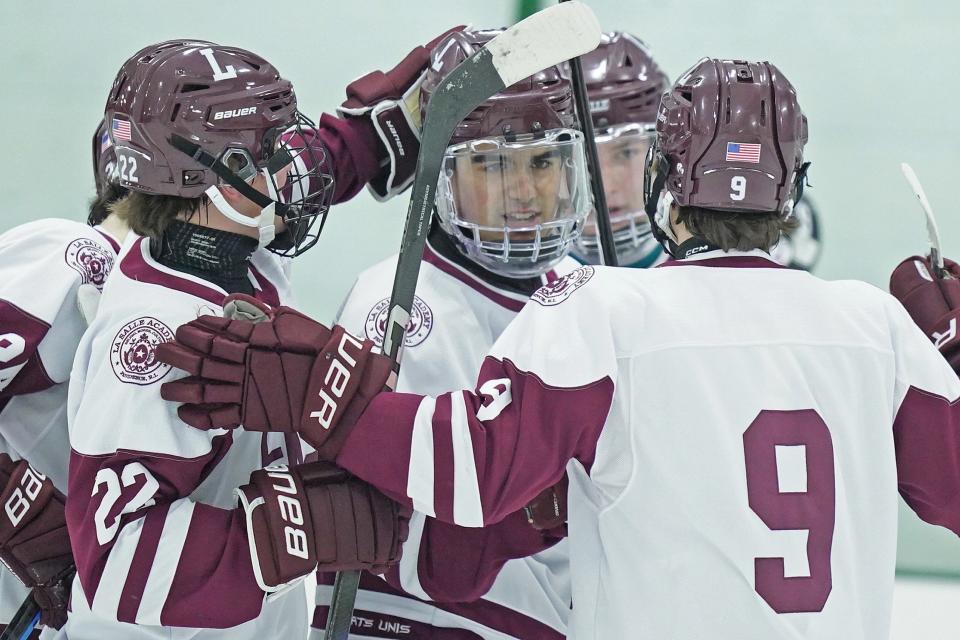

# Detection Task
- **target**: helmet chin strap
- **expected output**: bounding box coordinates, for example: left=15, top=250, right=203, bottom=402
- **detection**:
left=169, top=134, right=289, bottom=249
left=650, top=191, right=682, bottom=257
left=204, top=167, right=279, bottom=248
left=654, top=192, right=678, bottom=242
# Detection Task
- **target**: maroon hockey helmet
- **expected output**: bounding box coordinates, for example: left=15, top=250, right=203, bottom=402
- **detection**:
left=104, top=40, right=334, bottom=255
left=581, top=32, right=668, bottom=130
left=96, top=40, right=218, bottom=197
left=644, top=58, right=809, bottom=217
left=420, top=28, right=577, bottom=143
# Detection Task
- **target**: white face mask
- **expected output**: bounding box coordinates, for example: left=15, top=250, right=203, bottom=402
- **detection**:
left=202, top=121, right=326, bottom=250
left=435, top=128, right=591, bottom=278
left=205, top=167, right=282, bottom=249
left=573, top=124, right=660, bottom=266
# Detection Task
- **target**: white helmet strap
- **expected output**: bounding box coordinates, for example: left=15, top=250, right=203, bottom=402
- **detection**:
left=204, top=167, right=280, bottom=248
left=654, top=191, right=680, bottom=246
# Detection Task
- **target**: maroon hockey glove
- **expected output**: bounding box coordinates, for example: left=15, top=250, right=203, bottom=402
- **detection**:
left=0, top=454, right=73, bottom=629
left=523, top=475, right=568, bottom=535
left=157, top=294, right=392, bottom=458
left=237, top=461, right=410, bottom=592
left=337, top=26, right=464, bottom=200
left=890, top=255, right=960, bottom=370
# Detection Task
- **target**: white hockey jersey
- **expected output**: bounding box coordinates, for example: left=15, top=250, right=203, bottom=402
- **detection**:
left=64, top=234, right=309, bottom=639
left=336, top=249, right=960, bottom=640
left=313, top=239, right=579, bottom=639
left=0, top=218, right=120, bottom=626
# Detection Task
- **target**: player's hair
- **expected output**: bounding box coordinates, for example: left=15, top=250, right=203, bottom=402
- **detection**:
left=675, top=206, right=799, bottom=252
left=87, top=183, right=129, bottom=226
left=109, top=191, right=205, bottom=241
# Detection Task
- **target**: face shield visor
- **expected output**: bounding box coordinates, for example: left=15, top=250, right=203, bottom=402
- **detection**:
left=573, top=124, right=659, bottom=266
left=436, top=128, right=589, bottom=278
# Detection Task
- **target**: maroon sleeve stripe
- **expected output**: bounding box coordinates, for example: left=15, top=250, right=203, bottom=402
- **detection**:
left=160, top=504, right=264, bottom=628
left=431, top=394, right=455, bottom=524
left=116, top=503, right=169, bottom=624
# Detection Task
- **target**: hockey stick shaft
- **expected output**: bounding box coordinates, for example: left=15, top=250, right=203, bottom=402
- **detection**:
left=0, top=567, right=76, bottom=640
left=900, top=162, right=945, bottom=277
left=0, top=597, right=39, bottom=640
left=559, top=0, right=618, bottom=266
left=321, top=570, right=360, bottom=640
left=323, top=6, right=601, bottom=639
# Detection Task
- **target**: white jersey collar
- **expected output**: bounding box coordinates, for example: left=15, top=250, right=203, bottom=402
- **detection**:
left=679, top=248, right=774, bottom=263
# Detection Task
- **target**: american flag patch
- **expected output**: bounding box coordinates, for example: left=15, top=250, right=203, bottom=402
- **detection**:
left=726, top=142, right=761, bottom=163
left=100, top=129, right=111, bottom=153
left=112, top=117, right=131, bottom=142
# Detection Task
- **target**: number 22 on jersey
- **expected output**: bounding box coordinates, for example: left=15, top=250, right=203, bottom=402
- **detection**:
left=743, top=409, right=835, bottom=614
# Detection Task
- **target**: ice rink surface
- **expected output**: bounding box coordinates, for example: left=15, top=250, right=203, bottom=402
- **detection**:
left=891, top=577, right=960, bottom=639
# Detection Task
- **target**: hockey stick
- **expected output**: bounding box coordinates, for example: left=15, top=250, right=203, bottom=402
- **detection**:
left=323, top=4, right=601, bottom=639
left=900, top=162, right=946, bottom=278
left=0, top=567, right=75, bottom=640
left=559, top=0, right=618, bottom=266
left=0, top=597, right=39, bottom=640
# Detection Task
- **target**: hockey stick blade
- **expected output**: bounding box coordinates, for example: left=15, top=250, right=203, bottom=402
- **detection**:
left=324, top=6, right=601, bottom=640
left=900, top=162, right=945, bottom=277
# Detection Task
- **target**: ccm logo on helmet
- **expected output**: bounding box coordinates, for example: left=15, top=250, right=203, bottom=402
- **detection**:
left=265, top=465, right=309, bottom=560
left=213, top=106, right=258, bottom=121
left=309, top=331, right=364, bottom=431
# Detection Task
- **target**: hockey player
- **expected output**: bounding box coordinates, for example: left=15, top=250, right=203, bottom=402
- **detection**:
left=310, top=28, right=590, bottom=639
left=60, top=37, right=460, bottom=638
left=0, top=114, right=133, bottom=634
left=572, top=31, right=669, bottom=269
left=573, top=32, right=822, bottom=273
left=159, top=57, right=960, bottom=640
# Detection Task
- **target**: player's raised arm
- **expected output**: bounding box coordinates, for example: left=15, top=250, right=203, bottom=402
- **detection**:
left=889, top=255, right=960, bottom=535
left=333, top=26, right=465, bottom=201
left=301, top=26, right=464, bottom=207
